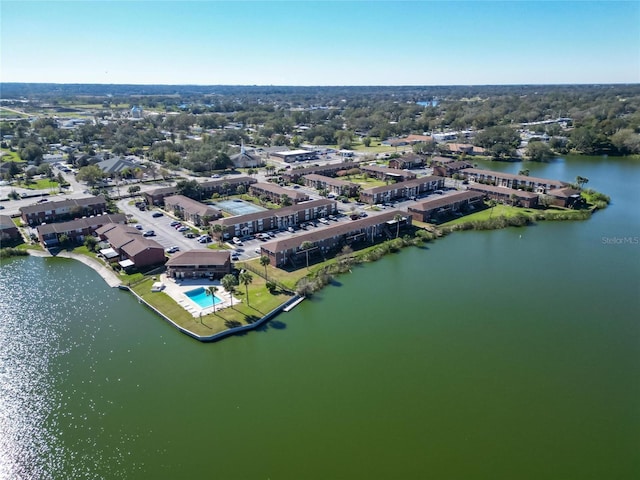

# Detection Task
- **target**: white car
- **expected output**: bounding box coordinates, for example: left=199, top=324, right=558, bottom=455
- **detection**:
left=318, top=218, right=329, bottom=224
left=165, top=246, right=179, bottom=254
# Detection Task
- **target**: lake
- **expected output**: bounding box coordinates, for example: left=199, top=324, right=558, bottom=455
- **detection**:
left=1, top=155, right=638, bottom=479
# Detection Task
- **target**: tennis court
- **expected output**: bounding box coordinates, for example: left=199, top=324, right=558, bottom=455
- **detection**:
left=211, top=199, right=267, bottom=216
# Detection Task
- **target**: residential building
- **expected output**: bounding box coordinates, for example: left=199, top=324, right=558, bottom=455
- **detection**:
left=36, top=213, right=127, bottom=248
left=0, top=215, right=21, bottom=245
left=302, top=174, right=359, bottom=197
left=388, top=153, right=425, bottom=170
left=360, top=164, right=417, bottom=182
left=460, top=168, right=566, bottom=193
left=165, top=250, right=231, bottom=279
left=359, top=176, right=445, bottom=205
left=144, top=186, right=178, bottom=206
left=259, top=210, right=413, bottom=268
left=163, top=195, right=222, bottom=226
left=199, top=176, right=257, bottom=198
left=95, top=224, right=165, bottom=269
left=408, top=191, right=484, bottom=223
left=20, top=196, right=107, bottom=226
left=280, top=161, right=360, bottom=183
left=466, top=183, right=539, bottom=208
left=211, top=199, right=337, bottom=239
left=249, top=182, right=309, bottom=204
left=432, top=161, right=473, bottom=177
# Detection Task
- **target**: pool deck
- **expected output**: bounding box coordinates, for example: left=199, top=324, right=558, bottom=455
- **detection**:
left=158, top=274, right=239, bottom=317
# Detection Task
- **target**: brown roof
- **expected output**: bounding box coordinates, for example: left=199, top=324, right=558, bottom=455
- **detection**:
left=548, top=187, right=581, bottom=198
left=0, top=214, right=18, bottom=231
left=200, top=176, right=257, bottom=190
left=467, top=183, right=539, bottom=198
left=19, top=195, right=106, bottom=216
left=165, top=249, right=230, bottom=267
left=411, top=191, right=483, bottom=210
left=361, top=175, right=444, bottom=195
left=213, top=199, right=336, bottom=227
left=120, top=237, right=164, bottom=257
left=303, top=174, right=357, bottom=187
left=164, top=195, right=221, bottom=217
left=250, top=182, right=308, bottom=200
left=37, top=213, right=127, bottom=236
left=261, top=210, right=410, bottom=253
left=461, top=168, right=566, bottom=187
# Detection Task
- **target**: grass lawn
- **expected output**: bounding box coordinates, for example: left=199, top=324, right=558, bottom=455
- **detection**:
left=0, top=149, right=23, bottom=162
left=131, top=274, right=293, bottom=337
left=441, top=204, right=527, bottom=226
left=24, top=179, right=60, bottom=190
left=440, top=203, right=590, bottom=227
left=346, top=174, right=387, bottom=188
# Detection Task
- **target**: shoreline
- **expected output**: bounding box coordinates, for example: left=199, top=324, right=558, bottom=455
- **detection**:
left=27, top=248, right=122, bottom=288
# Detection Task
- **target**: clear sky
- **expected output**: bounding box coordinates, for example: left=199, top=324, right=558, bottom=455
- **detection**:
left=1, top=1, right=639, bottom=86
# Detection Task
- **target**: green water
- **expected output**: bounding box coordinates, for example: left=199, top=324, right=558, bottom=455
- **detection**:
left=1, top=156, right=638, bottom=479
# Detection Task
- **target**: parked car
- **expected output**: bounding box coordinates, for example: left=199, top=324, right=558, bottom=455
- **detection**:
left=135, top=224, right=144, bottom=230
left=170, top=221, right=181, bottom=227
left=177, top=226, right=189, bottom=232
left=165, top=246, right=180, bottom=254
left=328, top=215, right=337, bottom=221
left=318, top=218, right=329, bottom=224
left=152, top=212, right=163, bottom=217
left=232, top=237, right=243, bottom=245
left=198, top=235, right=212, bottom=243
left=287, top=226, right=295, bottom=233
left=143, top=230, right=155, bottom=237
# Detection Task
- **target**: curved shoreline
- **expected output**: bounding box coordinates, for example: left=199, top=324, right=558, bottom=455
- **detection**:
left=28, top=249, right=122, bottom=287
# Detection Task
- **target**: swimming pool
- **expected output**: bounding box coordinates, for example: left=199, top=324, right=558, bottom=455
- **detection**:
left=185, top=287, right=222, bottom=309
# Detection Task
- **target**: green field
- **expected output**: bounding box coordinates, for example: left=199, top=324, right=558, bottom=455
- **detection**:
left=132, top=275, right=293, bottom=337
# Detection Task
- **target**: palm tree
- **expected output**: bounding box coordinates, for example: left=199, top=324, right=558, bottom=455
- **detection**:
left=222, top=181, right=231, bottom=199
left=576, top=175, right=589, bottom=189
left=393, top=214, right=403, bottom=238
left=239, top=271, right=253, bottom=306
left=221, top=274, right=238, bottom=308
left=488, top=199, right=498, bottom=218
left=259, top=255, right=270, bottom=280
left=300, top=241, right=314, bottom=269
left=211, top=223, right=224, bottom=244
left=205, top=285, right=218, bottom=314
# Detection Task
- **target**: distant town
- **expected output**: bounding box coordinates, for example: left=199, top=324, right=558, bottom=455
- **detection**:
left=0, top=83, right=633, bottom=339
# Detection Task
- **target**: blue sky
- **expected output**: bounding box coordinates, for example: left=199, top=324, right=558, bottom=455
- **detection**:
left=1, top=1, right=639, bottom=85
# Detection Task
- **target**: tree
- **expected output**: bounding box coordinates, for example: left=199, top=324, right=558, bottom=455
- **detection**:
left=128, top=185, right=141, bottom=195
left=239, top=271, right=253, bottom=306
left=176, top=179, right=202, bottom=200
left=221, top=274, right=238, bottom=308
left=393, top=213, right=403, bottom=238
left=525, top=141, right=553, bottom=162
left=205, top=285, right=218, bottom=314
left=259, top=255, right=270, bottom=280
left=211, top=223, right=224, bottom=244
left=300, top=241, right=314, bottom=269
left=575, top=175, right=589, bottom=189
left=280, top=194, right=292, bottom=206
left=488, top=199, right=498, bottom=218
left=362, top=137, right=372, bottom=147
left=76, top=164, right=105, bottom=186
left=84, top=236, right=99, bottom=252
left=221, top=182, right=231, bottom=199
left=236, top=184, right=246, bottom=197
